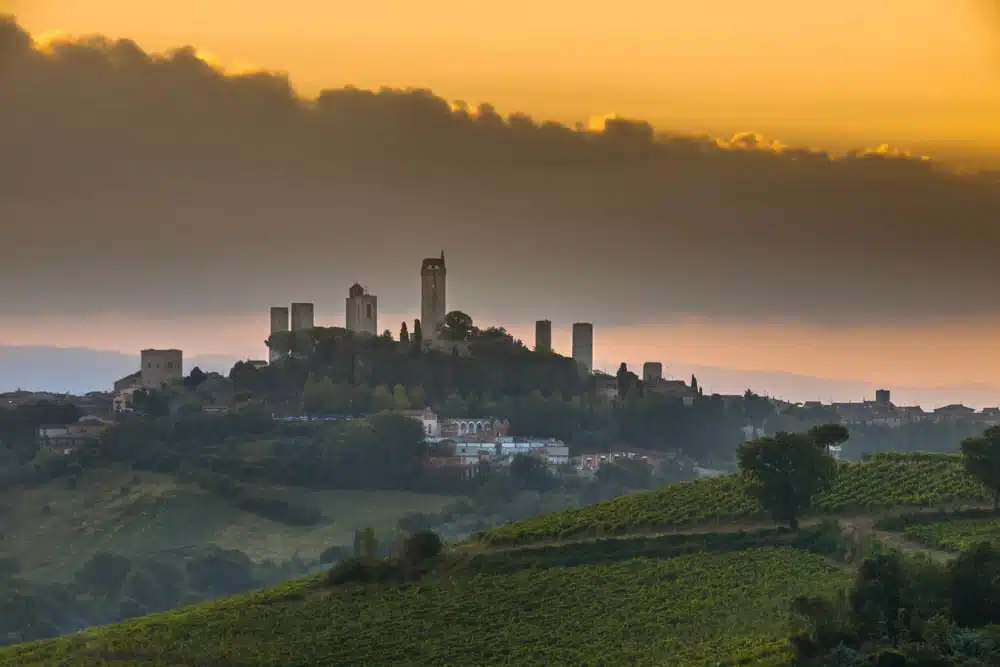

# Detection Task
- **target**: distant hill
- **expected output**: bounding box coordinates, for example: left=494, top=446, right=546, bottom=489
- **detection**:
left=0, top=345, right=997, bottom=408
left=0, top=346, right=239, bottom=394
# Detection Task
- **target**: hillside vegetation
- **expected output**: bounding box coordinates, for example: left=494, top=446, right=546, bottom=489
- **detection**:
left=474, top=453, right=989, bottom=546
left=7, top=450, right=1000, bottom=666
left=0, top=533, right=851, bottom=667
left=2, top=466, right=455, bottom=578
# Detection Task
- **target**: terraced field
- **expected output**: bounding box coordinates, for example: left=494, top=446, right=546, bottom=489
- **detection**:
left=475, top=453, right=988, bottom=546
left=0, top=543, right=850, bottom=667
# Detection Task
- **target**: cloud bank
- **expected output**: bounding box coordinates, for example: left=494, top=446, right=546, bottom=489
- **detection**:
left=1, top=16, right=999, bottom=329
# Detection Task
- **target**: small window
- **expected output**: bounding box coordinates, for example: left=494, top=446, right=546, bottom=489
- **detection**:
left=366, top=303, right=373, bottom=319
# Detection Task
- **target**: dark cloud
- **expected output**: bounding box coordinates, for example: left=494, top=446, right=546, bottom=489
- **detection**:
left=1, top=16, right=999, bottom=328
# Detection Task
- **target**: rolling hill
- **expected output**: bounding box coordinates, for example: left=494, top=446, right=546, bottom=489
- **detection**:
left=3, top=452, right=999, bottom=666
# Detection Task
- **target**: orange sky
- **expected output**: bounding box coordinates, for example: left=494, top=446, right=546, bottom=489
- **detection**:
left=3, top=314, right=1000, bottom=390
left=4, top=1, right=1000, bottom=394
left=9, top=0, right=1000, bottom=159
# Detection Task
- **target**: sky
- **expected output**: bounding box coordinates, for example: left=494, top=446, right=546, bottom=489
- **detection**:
left=1, top=5, right=1000, bottom=402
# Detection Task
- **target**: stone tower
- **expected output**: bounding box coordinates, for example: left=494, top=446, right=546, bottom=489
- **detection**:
left=269, top=306, right=290, bottom=363
left=572, top=322, right=594, bottom=375
left=140, top=349, right=183, bottom=388
left=345, top=283, right=378, bottom=336
left=643, top=362, right=663, bottom=383
left=535, top=320, right=552, bottom=352
left=421, top=251, right=447, bottom=342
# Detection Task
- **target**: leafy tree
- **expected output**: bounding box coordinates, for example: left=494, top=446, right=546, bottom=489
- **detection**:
left=399, top=321, right=410, bottom=343
left=509, top=453, right=554, bottom=492
left=407, top=385, right=426, bottom=409
left=358, top=527, right=379, bottom=560
left=131, top=389, right=169, bottom=418
left=183, top=366, right=207, bottom=389
left=808, top=423, right=850, bottom=453
left=371, top=385, right=394, bottom=412
left=850, top=553, right=908, bottom=646
left=737, top=431, right=837, bottom=529
left=391, top=384, right=410, bottom=411
left=690, top=375, right=699, bottom=395
left=950, top=541, right=1000, bottom=627
left=412, top=319, right=422, bottom=345
left=440, top=310, right=475, bottom=341
left=961, top=426, right=1000, bottom=509
left=400, top=530, right=443, bottom=568
left=74, top=552, right=133, bottom=598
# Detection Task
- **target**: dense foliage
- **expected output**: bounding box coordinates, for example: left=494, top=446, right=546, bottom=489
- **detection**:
left=475, top=453, right=990, bottom=546
left=0, top=546, right=849, bottom=667
left=792, top=544, right=1000, bottom=665
left=738, top=430, right=838, bottom=529
left=0, top=546, right=299, bottom=647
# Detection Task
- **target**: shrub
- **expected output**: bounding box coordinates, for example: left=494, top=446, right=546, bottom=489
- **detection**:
left=325, top=557, right=401, bottom=586
left=400, top=530, right=443, bottom=568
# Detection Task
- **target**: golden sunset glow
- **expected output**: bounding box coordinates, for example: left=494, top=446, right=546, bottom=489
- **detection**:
left=9, top=0, right=1000, bottom=159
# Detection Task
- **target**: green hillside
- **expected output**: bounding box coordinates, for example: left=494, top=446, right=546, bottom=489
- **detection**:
left=475, top=453, right=989, bottom=546
left=3, top=451, right=998, bottom=667
left=0, top=534, right=850, bottom=667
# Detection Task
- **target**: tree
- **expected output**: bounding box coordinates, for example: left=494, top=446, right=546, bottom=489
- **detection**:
left=690, top=375, right=699, bottom=395
left=407, top=385, right=426, bottom=409
left=391, top=384, right=410, bottom=411
left=399, top=321, right=410, bottom=344
left=509, top=453, right=554, bottom=491
left=412, top=319, right=422, bottom=345
left=358, top=527, right=379, bottom=560
left=371, top=385, right=394, bottom=412
left=808, top=423, right=850, bottom=453
left=961, top=426, right=1000, bottom=509
left=440, top=310, right=475, bottom=341
left=183, top=366, right=207, bottom=389
left=737, top=430, right=837, bottom=529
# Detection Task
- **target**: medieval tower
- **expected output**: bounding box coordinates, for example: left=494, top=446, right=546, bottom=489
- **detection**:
left=572, top=322, right=594, bottom=375
left=421, top=251, right=447, bottom=342
left=345, top=283, right=378, bottom=336
left=268, top=306, right=290, bottom=363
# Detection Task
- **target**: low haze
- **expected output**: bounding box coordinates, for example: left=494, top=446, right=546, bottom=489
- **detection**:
left=1, top=11, right=999, bottom=404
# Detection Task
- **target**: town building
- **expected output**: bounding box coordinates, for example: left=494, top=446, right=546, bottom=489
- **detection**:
left=572, top=322, right=594, bottom=375
left=421, top=252, right=447, bottom=343
left=140, top=349, right=183, bottom=389
left=345, top=283, right=378, bottom=336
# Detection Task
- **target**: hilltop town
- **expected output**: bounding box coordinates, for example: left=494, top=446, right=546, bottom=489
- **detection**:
left=4, top=251, right=1000, bottom=475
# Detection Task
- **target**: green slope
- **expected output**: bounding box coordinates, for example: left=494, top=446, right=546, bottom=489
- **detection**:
left=475, top=453, right=988, bottom=546
left=0, top=544, right=848, bottom=667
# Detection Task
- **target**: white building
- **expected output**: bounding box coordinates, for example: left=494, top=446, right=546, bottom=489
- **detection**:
left=400, top=408, right=440, bottom=438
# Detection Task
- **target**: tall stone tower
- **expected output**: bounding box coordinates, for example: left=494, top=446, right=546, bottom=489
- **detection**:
left=269, top=306, right=290, bottom=363
left=643, top=362, right=663, bottom=383
left=535, top=320, right=552, bottom=352
left=345, top=283, right=378, bottom=336
left=290, top=302, right=315, bottom=358
left=572, top=322, right=594, bottom=375
left=290, top=303, right=315, bottom=331
left=421, top=251, right=447, bottom=342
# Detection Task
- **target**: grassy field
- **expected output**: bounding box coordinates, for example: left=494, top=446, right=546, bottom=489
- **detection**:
left=474, top=453, right=989, bottom=546
left=2, top=466, right=456, bottom=580
left=0, top=541, right=850, bottom=667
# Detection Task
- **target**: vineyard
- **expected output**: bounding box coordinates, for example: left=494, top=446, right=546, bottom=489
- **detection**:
left=474, top=453, right=990, bottom=546
left=0, top=546, right=849, bottom=667
left=900, top=517, right=1000, bottom=552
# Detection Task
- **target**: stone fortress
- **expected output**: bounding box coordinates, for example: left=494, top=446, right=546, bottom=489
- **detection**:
left=267, top=252, right=597, bottom=374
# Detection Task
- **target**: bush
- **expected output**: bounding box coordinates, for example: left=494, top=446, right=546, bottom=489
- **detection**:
left=325, top=557, right=402, bottom=586
left=400, top=530, right=443, bottom=568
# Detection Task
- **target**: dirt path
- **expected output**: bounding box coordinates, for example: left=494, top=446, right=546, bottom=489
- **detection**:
left=839, top=515, right=956, bottom=564
left=464, top=504, right=987, bottom=569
